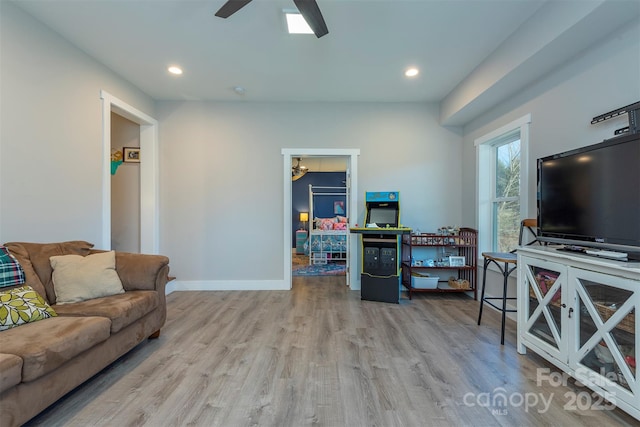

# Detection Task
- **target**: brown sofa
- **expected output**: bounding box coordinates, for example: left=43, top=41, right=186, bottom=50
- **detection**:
left=0, top=241, right=170, bottom=427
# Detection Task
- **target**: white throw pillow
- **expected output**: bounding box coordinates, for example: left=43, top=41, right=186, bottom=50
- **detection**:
left=50, top=251, right=124, bottom=304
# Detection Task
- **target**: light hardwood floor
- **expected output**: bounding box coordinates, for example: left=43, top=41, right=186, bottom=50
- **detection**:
left=26, top=276, right=638, bottom=426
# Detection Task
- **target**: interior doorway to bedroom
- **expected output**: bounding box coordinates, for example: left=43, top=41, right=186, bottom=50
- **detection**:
left=291, top=157, right=348, bottom=280
left=282, top=149, right=360, bottom=291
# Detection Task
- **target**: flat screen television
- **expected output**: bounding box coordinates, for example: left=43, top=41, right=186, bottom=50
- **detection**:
left=537, top=132, right=640, bottom=259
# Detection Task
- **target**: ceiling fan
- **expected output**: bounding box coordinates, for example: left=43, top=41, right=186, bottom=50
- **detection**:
left=292, top=158, right=308, bottom=181
left=215, top=0, right=329, bottom=38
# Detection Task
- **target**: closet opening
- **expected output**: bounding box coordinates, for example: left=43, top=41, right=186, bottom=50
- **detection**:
left=110, top=112, right=141, bottom=253
left=100, top=90, right=159, bottom=254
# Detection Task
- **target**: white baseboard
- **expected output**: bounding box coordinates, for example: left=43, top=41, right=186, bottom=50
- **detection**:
left=165, top=279, right=291, bottom=295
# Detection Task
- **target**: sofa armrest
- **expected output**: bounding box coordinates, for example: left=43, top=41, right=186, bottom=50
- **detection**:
left=89, top=250, right=170, bottom=293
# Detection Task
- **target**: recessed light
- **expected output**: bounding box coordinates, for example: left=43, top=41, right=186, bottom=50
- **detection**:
left=405, top=68, right=419, bottom=77
left=168, top=66, right=183, bottom=75
left=284, top=10, right=313, bottom=34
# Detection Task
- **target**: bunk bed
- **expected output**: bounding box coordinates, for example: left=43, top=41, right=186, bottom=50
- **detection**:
left=308, top=185, right=349, bottom=264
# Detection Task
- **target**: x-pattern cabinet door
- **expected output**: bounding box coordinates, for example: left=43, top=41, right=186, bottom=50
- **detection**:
left=569, top=268, right=638, bottom=407
left=519, top=256, right=569, bottom=363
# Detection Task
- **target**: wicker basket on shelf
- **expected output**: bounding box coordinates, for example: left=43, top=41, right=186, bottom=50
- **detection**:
left=448, top=276, right=471, bottom=290
left=594, top=302, right=635, bottom=334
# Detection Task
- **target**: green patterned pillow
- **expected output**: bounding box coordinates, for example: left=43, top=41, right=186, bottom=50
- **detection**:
left=0, top=285, right=57, bottom=331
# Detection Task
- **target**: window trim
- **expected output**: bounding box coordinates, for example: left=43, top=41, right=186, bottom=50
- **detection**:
left=476, top=114, right=531, bottom=257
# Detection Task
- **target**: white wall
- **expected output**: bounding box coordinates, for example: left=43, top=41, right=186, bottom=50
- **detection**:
left=1, top=1, right=464, bottom=286
left=460, top=18, right=640, bottom=303
left=157, top=101, right=463, bottom=282
left=111, top=113, right=140, bottom=253
left=0, top=2, right=154, bottom=246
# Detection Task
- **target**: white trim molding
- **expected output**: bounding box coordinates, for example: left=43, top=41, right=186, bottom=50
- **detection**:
left=475, top=114, right=532, bottom=146
left=166, top=280, right=290, bottom=294
left=100, top=90, right=160, bottom=254
left=476, top=113, right=532, bottom=264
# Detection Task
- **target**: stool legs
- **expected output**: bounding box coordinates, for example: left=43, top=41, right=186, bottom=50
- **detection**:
left=477, top=257, right=490, bottom=326
left=477, top=257, right=517, bottom=345
left=500, top=262, right=509, bottom=345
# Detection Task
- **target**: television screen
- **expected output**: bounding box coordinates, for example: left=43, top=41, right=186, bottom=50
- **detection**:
left=367, top=207, right=398, bottom=227
left=537, top=132, right=640, bottom=255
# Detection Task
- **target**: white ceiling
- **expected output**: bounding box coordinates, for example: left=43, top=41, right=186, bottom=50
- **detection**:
left=293, top=156, right=347, bottom=172
left=12, top=0, right=640, bottom=124
left=15, top=0, right=545, bottom=102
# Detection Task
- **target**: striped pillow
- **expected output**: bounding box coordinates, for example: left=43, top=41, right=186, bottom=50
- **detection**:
left=0, top=246, right=25, bottom=288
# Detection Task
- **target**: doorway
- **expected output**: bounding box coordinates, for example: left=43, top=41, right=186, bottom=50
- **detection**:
left=282, top=149, right=360, bottom=291
left=110, top=112, right=140, bottom=252
left=100, top=90, right=159, bottom=254
left=291, top=157, right=348, bottom=278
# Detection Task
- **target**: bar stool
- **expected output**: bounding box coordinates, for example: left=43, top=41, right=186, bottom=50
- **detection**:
left=477, top=219, right=539, bottom=345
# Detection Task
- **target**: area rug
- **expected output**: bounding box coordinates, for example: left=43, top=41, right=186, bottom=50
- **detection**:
left=292, top=263, right=346, bottom=276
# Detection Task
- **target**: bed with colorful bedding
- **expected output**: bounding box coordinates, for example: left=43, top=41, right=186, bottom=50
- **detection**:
left=307, top=185, right=349, bottom=264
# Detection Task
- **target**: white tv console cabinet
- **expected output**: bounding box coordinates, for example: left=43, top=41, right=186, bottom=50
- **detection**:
left=517, top=246, right=639, bottom=420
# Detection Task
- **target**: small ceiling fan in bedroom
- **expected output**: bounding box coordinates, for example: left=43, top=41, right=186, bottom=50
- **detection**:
left=215, top=0, right=329, bottom=38
left=292, top=158, right=308, bottom=181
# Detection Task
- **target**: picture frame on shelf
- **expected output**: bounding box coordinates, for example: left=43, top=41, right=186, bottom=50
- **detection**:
left=449, top=256, right=466, bottom=267
left=123, top=147, right=140, bottom=163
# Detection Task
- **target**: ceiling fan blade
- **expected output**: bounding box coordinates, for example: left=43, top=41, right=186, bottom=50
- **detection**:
left=215, top=0, right=253, bottom=18
left=293, top=0, right=329, bottom=38
left=292, top=168, right=307, bottom=181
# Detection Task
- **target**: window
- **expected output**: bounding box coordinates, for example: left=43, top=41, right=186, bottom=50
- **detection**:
left=476, top=115, right=531, bottom=255
left=493, top=135, right=520, bottom=251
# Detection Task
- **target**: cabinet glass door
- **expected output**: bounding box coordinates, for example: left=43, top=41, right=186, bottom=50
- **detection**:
left=574, top=273, right=637, bottom=394
left=522, top=257, right=566, bottom=360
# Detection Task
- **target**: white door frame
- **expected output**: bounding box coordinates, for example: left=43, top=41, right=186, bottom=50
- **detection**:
left=282, top=148, right=360, bottom=290
left=100, top=90, right=159, bottom=254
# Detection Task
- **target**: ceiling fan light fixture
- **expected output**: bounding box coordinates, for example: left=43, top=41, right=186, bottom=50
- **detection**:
left=292, top=158, right=309, bottom=181
left=216, top=0, right=327, bottom=38
left=284, top=11, right=313, bottom=34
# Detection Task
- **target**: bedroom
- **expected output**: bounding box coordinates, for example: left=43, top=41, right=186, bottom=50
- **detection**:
left=290, top=156, right=350, bottom=277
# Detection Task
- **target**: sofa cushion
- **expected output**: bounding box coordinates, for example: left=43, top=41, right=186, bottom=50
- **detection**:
left=50, top=251, right=124, bottom=304
left=0, top=353, right=23, bottom=394
left=0, top=285, right=57, bottom=331
left=3, top=241, right=94, bottom=304
left=109, top=251, right=170, bottom=292
left=0, top=246, right=25, bottom=289
left=0, top=316, right=111, bottom=382
left=53, top=290, right=158, bottom=334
